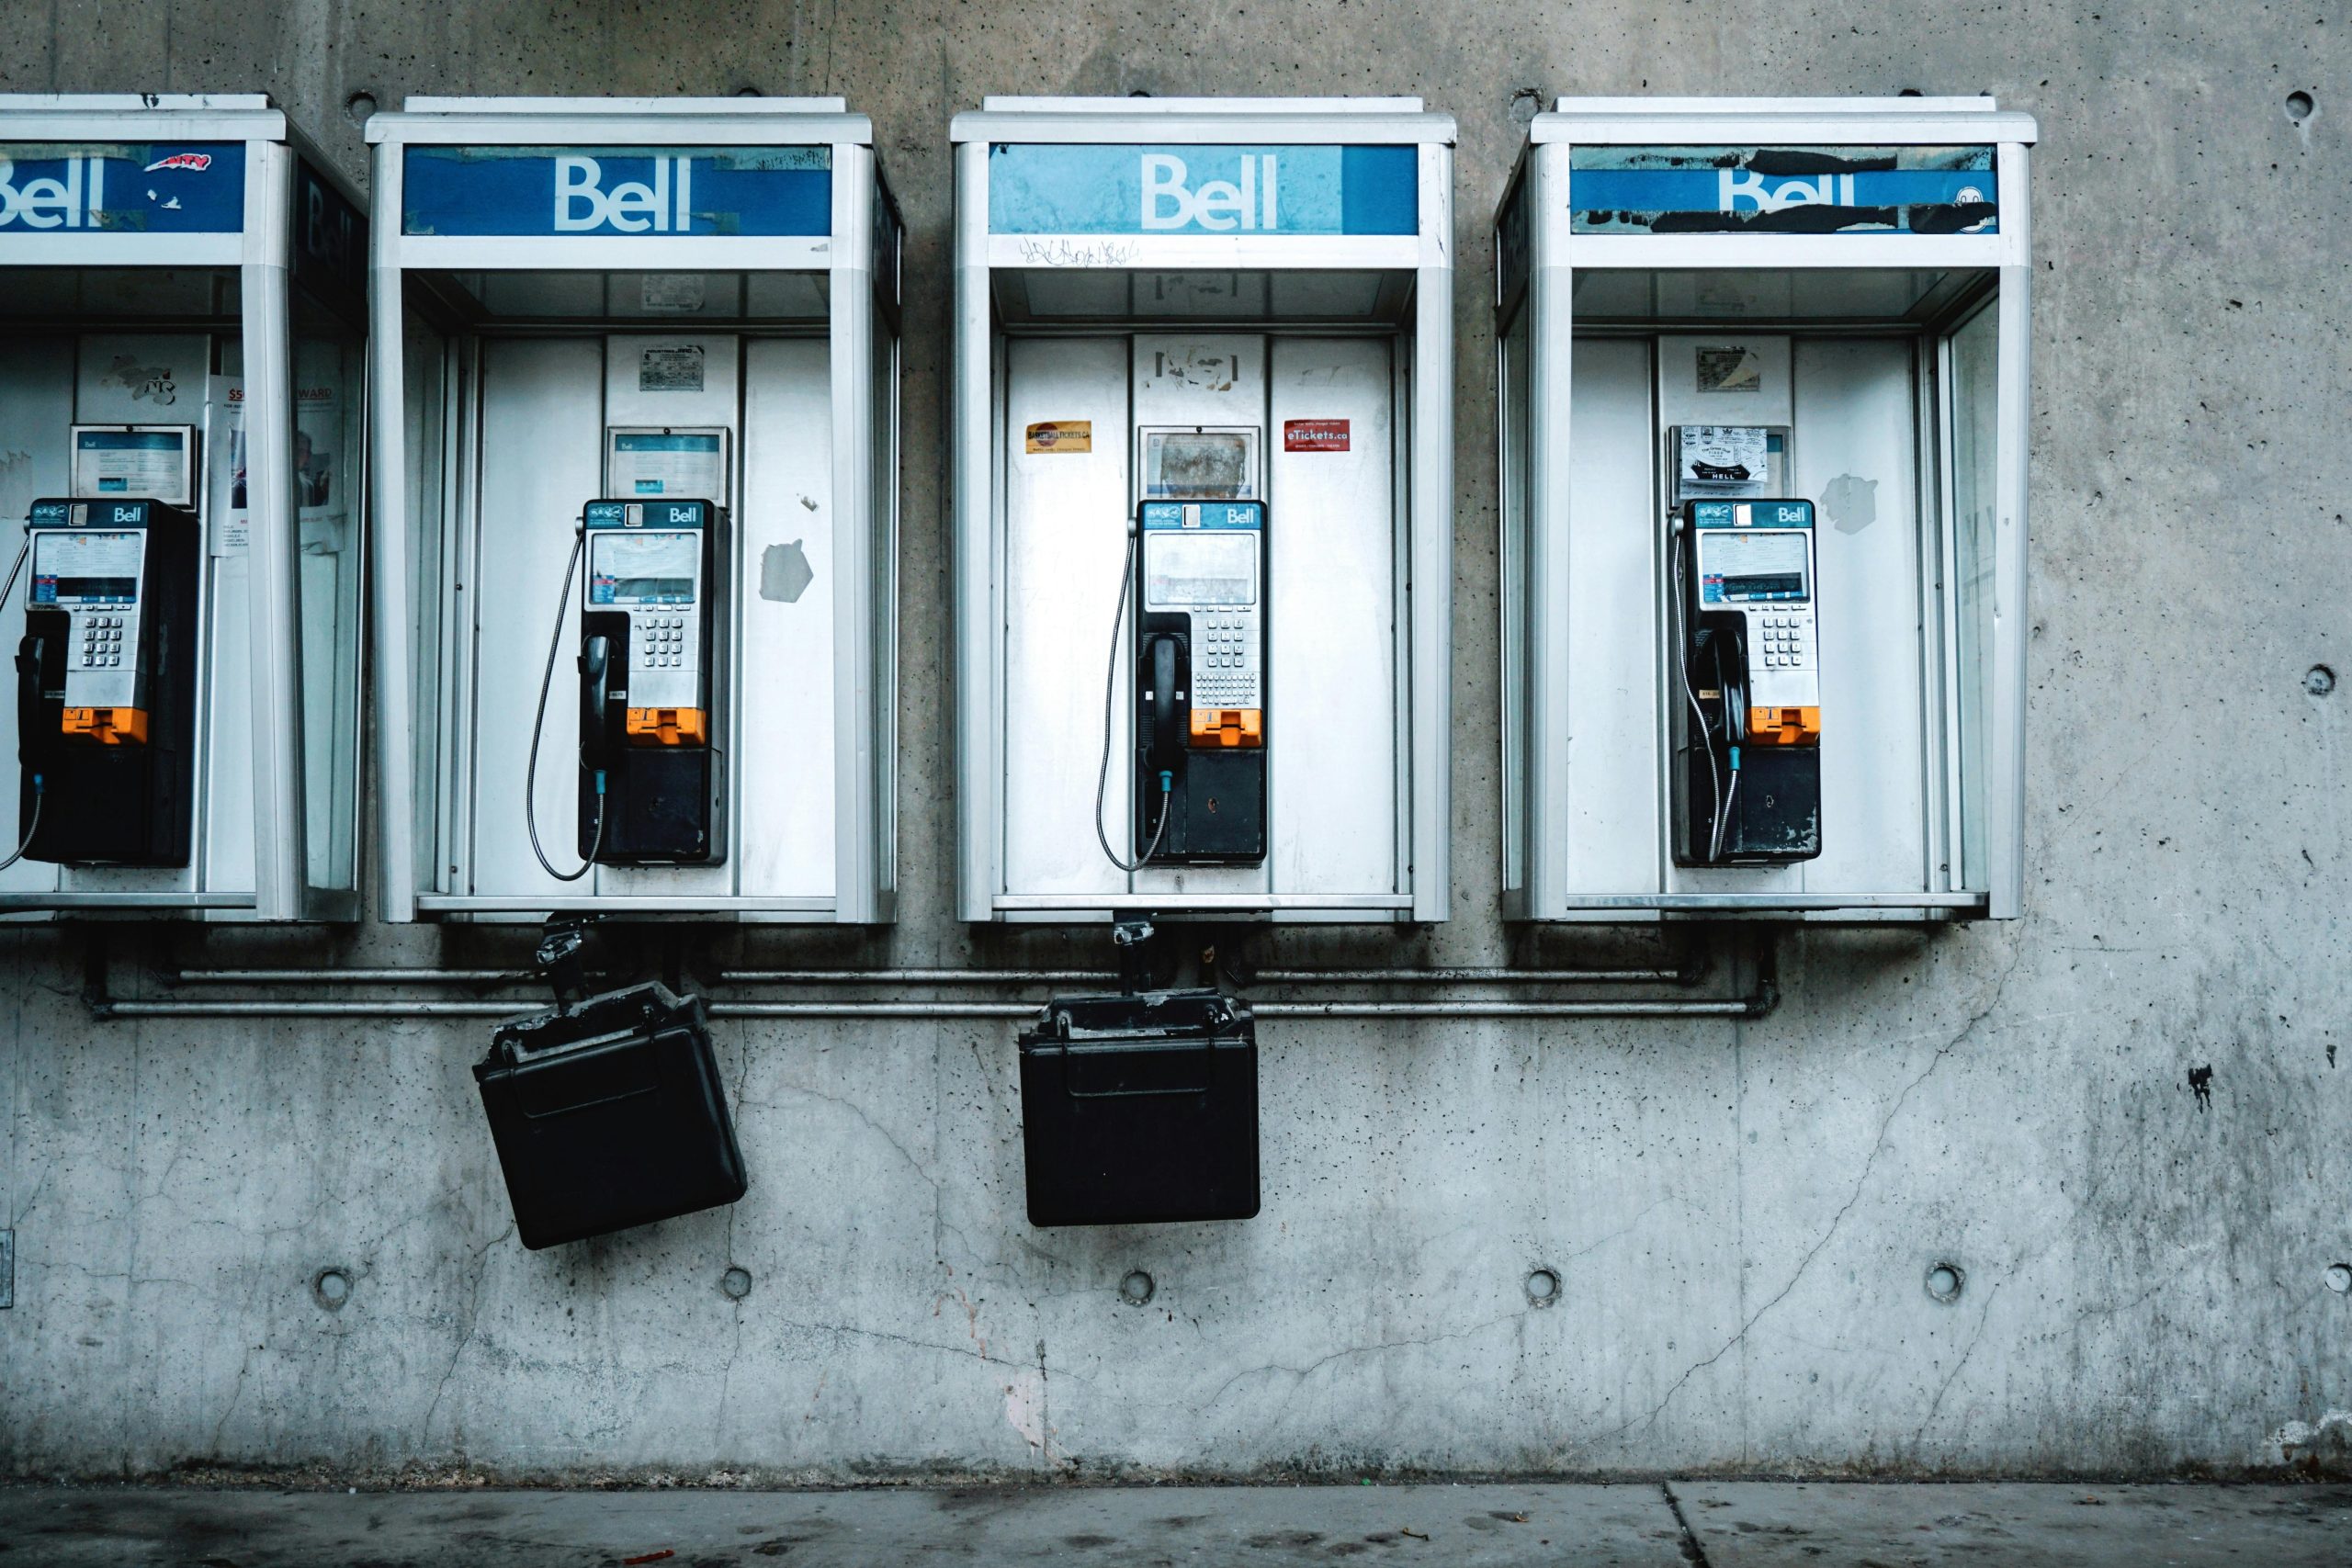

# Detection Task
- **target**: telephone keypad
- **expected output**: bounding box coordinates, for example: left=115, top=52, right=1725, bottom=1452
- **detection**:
left=77, top=613, right=130, bottom=668
left=1191, top=611, right=1261, bottom=708
left=1751, top=609, right=1814, bottom=671
left=632, top=612, right=695, bottom=671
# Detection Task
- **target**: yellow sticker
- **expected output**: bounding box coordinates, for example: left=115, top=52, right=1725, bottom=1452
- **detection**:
left=1025, top=420, right=1092, bottom=454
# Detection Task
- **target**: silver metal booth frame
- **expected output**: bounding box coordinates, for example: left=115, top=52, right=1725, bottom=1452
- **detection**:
left=1496, top=97, right=2036, bottom=922
left=0, top=94, right=369, bottom=921
left=366, top=97, right=900, bottom=924
left=949, top=97, right=1456, bottom=925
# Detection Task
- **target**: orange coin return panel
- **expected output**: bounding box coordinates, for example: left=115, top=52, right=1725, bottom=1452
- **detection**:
left=1189, top=709, right=1263, bottom=749
left=62, top=706, right=150, bottom=746
left=626, top=707, right=708, bottom=747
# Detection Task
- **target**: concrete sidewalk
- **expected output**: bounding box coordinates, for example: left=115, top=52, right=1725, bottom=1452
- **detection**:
left=1, top=1480, right=2346, bottom=1565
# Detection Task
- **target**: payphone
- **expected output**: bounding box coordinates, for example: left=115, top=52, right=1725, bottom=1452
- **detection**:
left=1494, top=96, right=2036, bottom=921
left=953, top=96, right=1457, bottom=923
left=527, top=497, right=729, bottom=875
left=0, top=95, right=371, bottom=919
left=1671, top=496, right=1821, bottom=865
left=12, top=498, right=201, bottom=865
left=1111, top=498, right=1268, bottom=867
left=368, top=96, right=899, bottom=922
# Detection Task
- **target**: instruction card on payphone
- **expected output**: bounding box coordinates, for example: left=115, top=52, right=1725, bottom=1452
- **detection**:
left=70, top=427, right=194, bottom=510
left=606, top=429, right=729, bottom=504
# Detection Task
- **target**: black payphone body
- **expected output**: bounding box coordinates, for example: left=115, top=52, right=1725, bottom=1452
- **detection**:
left=1672, top=498, right=1823, bottom=866
left=1132, top=500, right=1268, bottom=865
left=576, top=499, right=728, bottom=866
left=13, top=498, right=201, bottom=866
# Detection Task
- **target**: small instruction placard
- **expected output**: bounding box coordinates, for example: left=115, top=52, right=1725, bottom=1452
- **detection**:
left=1283, top=418, right=1351, bottom=452
left=1025, top=420, right=1092, bottom=454
left=639, top=344, right=707, bottom=392
left=1695, top=345, right=1762, bottom=394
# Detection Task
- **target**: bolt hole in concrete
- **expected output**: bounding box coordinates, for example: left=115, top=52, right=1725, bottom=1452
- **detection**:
left=720, top=1266, right=753, bottom=1302
left=1925, top=1262, right=1965, bottom=1304
left=311, top=1267, right=352, bottom=1310
left=2325, top=1264, right=2352, bottom=1295
left=2288, top=90, right=2317, bottom=122
left=2306, top=664, right=2335, bottom=697
left=1525, top=1267, right=1562, bottom=1306
left=1119, top=1269, right=1156, bottom=1306
left=344, top=91, right=376, bottom=126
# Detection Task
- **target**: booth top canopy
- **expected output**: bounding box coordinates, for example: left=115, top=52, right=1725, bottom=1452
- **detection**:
left=368, top=96, right=875, bottom=148
left=953, top=95, right=1455, bottom=146
left=0, top=92, right=287, bottom=142
left=1532, top=95, right=2038, bottom=147
left=0, top=91, right=365, bottom=246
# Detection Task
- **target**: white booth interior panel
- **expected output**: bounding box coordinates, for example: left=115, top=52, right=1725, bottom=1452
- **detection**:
left=1789, top=337, right=1928, bottom=897
left=200, top=547, right=256, bottom=896
left=469, top=335, right=605, bottom=899
left=1266, top=335, right=1398, bottom=897
left=1001, top=335, right=1131, bottom=901
left=738, top=335, right=837, bottom=899
left=1563, top=336, right=1663, bottom=897
left=0, top=336, right=74, bottom=897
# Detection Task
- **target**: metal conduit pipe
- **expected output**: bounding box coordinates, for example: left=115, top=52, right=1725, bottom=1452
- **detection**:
left=164, top=968, right=1121, bottom=987
left=97, top=997, right=1764, bottom=1021
left=1250, top=967, right=1686, bottom=985
left=167, top=968, right=536, bottom=986
left=167, top=965, right=1687, bottom=987
left=719, top=969, right=1115, bottom=985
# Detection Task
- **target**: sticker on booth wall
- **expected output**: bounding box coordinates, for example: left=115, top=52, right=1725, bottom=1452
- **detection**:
left=1696, top=346, right=1762, bottom=394
left=639, top=344, right=707, bottom=392
left=1026, top=421, right=1092, bottom=454
left=640, top=274, right=707, bottom=313
left=1283, top=419, right=1350, bottom=453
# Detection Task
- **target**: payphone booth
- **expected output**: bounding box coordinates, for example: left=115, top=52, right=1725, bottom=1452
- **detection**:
left=0, top=95, right=368, bottom=920
left=1496, top=97, right=2035, bottom=921
left=951, top=97, right=1455, bottom=924
left=366, top=97, right=899, bottom=922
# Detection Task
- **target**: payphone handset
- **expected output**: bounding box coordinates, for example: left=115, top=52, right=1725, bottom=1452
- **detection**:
left=1671, top=498, right=1823, bottom=866
left=11, top=499, right=201, bottom=866
left=526, top=498, right=729, bottom=881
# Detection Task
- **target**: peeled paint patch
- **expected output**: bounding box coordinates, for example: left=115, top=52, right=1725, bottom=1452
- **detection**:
left=1823, top=472, right=1879, bottom=535
left=2266, top=1409, right=2352, bottom=1465
left=760, top=540, right=814, bottom=604
left=1004, top=1366, right=1048, bottom=1458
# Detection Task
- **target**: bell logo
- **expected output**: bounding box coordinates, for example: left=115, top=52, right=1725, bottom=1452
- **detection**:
left=1718, top=168, right=1860, bottom=214
left=1140, top=152, right=1279, bottom=231
left=0, top=155, right=105, bottom=229
left=553, top=154, right=695, bottom=233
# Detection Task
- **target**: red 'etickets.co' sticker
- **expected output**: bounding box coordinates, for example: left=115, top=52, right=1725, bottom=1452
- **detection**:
left=1283, top=419, right=1350, bottom=452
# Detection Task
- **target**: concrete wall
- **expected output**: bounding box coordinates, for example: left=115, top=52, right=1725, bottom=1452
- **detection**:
left=5, top=1, right=2349, bottom=1482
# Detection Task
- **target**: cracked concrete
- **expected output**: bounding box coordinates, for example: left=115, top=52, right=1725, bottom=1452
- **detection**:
left=5, top=0, right=2352, bottom=1485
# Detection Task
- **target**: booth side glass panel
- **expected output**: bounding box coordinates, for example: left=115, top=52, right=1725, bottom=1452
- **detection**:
left=1946, top=299, right=1999, bottom=897
left=291, top=299, right=366, bottom=907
